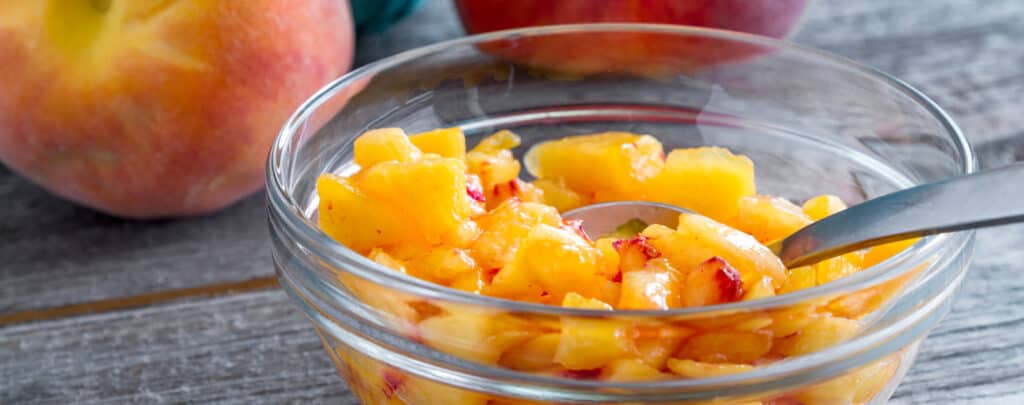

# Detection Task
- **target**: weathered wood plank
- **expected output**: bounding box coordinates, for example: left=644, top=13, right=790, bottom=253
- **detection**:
left=794, top=0, right=1024, bottom=145
left=0, top=177, right=275, bottom=314
left=0, top=289, right=356, bottom=404
left=3, top=225, right=1023, bottom=404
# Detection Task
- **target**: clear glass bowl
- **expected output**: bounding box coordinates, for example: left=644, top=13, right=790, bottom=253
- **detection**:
left=267, top=24, right=976, bottom=404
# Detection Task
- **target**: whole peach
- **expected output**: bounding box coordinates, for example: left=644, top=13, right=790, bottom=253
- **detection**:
left=0, top=0, right=353, bottom=217
left=455, top=0, right=810, bottom=76
left=456, top=0, right=809, bottom=38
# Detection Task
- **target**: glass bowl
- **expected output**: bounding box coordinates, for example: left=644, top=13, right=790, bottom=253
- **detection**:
left=267, top=24, right=975, bottom=404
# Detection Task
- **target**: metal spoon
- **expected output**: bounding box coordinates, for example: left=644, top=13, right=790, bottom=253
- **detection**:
left=563, top=162, right=1024, bottom=268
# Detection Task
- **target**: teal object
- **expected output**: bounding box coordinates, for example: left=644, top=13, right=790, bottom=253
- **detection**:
left=350, top=0, right=423, bottom=34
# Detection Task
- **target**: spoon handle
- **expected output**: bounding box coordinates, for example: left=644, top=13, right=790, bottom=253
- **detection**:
left=771, top=162, right=1024, bottom=268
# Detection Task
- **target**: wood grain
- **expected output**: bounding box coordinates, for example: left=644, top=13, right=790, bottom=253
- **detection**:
left=2, top=226, right=1022, bottom=404
left=0, top=290, right=356, bottom=404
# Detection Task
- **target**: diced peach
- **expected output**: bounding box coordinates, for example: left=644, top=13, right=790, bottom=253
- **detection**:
left=449, top=269, right=486, bottom=293
left=780, top=266, right=815, bottom=294
left=852, top=356, right=900, bottom=403
left=593, top=237, right=621, bottom=280
left=742, top=275, right=776, bottom=301
left=525, top=132, right=664, bottom=200
left=418, top=310, right=535, bottom=365
left=631, top=325, right=692, bottom=369
left=735, top=195, right=812, bottom=243
left=862, top=238, right=920, bottom=268
left=643, top=215, right=787, bottom=288
left=596, top=278, right=623, bottom=306
left=676, top=331, right=773, bottom=364
left=826, top=270, right=918, bottom=319
left=332, top=348, right=405, bottom=405
left=802, top=194, right=847, bottom=221
left=814, top=253, right=860, bottom=286
left=512, top=224, right=604, bottom=302
left=532, top=178, right=585, bottom=212
left=337, top=272, right=418, bottom=336
left=499, top=332, right=560, bottom=371
left=614, top=235, right=662, bottom=274
left=400, top=374, right=489, bottom=405
left=470, top=199, right=561, bottom=270
left=618, top=258, right=682, bottom=310
left=470, top=129, right=521, bottom=153
left=554, top=293, right=632, bottom=369
left=409, top=127, right=466, bottom=159
left=465, top=174, right=487, bottom=213
left=404, top=247, right=477, bottom=284
left=792, top=355, right=899, bottom=405
left=467, top=131, right=522, bottom=197
left=731, top=316, right=774, bottom=332
left=357, top=157, right=477, bottom=246
left=768, top=306, right=818, bottom=337
left=485, top=263, right=544, bottom=302
left=681, top=256, right=745, bottom=307
left=368, top=248, right=408, bottom=273
left=773, top=316, right=861, bottom=356
left=488, top=179, right=545, bottom=208
left=317, top=174, right=405, bottom=253
left=666, top=358, right=754, bottom=378
left=647, top=147, right=755, bottom=223
left=602, top=358, right=674, bottom=382
left=353, top=127, right=422, bottom=168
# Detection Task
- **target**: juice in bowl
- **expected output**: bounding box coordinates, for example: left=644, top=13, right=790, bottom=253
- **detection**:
left=267, top=25, right=975, bottom=404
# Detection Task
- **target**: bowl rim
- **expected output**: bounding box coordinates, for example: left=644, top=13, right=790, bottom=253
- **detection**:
left=267, top=23, right=977, bottom=319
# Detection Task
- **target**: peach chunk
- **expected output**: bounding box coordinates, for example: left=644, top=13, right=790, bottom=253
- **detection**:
left=418, top=310, right=535, bottom=365
left=792, top=355, right=899, bottom=404
left=681, top=256, right=745, bottom=307
left=489, top=178, right=545, bottom=208
left=618, top=258, right=682, bottom=310
left=554, top=293, right=632, bottom=369
left=802, top=194, right=847, bottom=221
left=500, top=332, right=561, bottom=371
left=532, top=178, right=585, bottom=212
left=773, top=316, right=861, bottom=356
left=357, top=156, right=478, bottom=246
left=409, top=127, right=466, bottom=159
left=631, top=325, right=693, bottom=369
left=647, top=147, right=755, bottom=223
left=525, top=132, right=664, bottom=200
left=317, top=174, right=404, bottom=253
left=643, top=214, right=787, bottom=288
left=735, top=195, right=812, bottom=243
left=614, top=235, right=662, bottom=274
left=404, top=247, right=478, bottom=285
left=666, top=358, right=754, bottom=378
left=353, top=127, right=422, bottom=168
left=499, top=224, right=604, bottom=303
left=466, top=130, right=522, bottom=204
left=400, top=375, right=489, bottom=405
left=862, top=238, right=920, bottom=268
left=676, top=330, right=773, bottom=364
left=471, top=199, right=562, bottom=270
left=602, top=358, right=674, bottom=382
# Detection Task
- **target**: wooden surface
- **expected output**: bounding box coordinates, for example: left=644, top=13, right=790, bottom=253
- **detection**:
left=2, top=0, right=1023, bottom=403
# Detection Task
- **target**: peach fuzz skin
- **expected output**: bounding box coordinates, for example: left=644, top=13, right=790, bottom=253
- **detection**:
left=0, top=0, right=353, bottom=218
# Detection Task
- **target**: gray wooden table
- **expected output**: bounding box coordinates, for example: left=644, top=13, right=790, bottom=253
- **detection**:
left=3, top=1, right=1023, bottom=403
